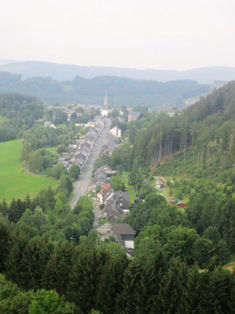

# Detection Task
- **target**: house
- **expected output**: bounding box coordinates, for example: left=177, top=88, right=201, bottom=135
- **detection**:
left=115, top=191, right=130, bottom=214
left=104, top=191, right=131, bottom=222
left=94, top=166, right=116, bottom=179
left=96, top=223, right=113, bottom=241
left=93, top=166, right=117, bottom=188
left=110, top=126, right=122, bottom=139
left=98, top=185, right=111, bottom=203
left=177, top=200, right=187, bottom=208
left=44, top=121, right=56, bottom=129
left=87, top=120, right=96, bottom=128
left=112, top=224, right=136, bottom=251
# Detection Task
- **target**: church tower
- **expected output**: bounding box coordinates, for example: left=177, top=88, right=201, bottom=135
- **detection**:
left=104, top=94, right=108, bottom=110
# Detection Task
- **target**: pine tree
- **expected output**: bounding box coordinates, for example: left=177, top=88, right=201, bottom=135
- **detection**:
left=43, top=241, right=75, bottom=295
left=68, top=248, right=107, bottom=313
left=19, top=235, right=53, bottom=290
left=6, top=228, right=30, bottom=287
left=95, top=244, right=128, bottom=314
left=116, top=259, right=142, bottom=314
left=0, top=219, right=10, bottom=272
left=152, top=258, right=188, bottom=314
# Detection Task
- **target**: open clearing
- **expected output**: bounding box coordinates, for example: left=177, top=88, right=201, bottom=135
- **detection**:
left=0, top=140, right=58, bottom=201
left=0, top=115, right=8, bottom=124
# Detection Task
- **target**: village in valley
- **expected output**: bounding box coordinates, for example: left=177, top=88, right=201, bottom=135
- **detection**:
left=43, top=95, right=144, bottom=253
left=40, top=95, right=190, bottom=254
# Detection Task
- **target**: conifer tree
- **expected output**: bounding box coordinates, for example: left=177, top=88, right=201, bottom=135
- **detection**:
left=43, top=241, right=75, bottom=295
left=0, top=219, right=10, bottom=272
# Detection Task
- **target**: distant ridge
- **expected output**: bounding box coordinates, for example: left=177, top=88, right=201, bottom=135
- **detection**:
left=0, top=60, right=235, bottom=83
left=0, top=71, right=210, bottom=107
left=0, top=59, right=18, bottom=66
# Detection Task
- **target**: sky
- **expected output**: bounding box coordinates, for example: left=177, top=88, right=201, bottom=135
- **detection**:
left=1, top=0, right=235, bottom=70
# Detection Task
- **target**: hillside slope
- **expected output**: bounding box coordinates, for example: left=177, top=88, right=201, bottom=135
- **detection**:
left=129, top=81, right=235, bottom=181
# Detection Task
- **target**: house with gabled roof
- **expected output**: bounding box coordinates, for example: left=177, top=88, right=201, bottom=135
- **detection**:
left=112, top=224, right=136, bottom=251
left=98, top=185, right=111, bottom=203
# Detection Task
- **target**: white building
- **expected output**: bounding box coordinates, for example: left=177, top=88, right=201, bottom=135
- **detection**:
left=110, top=126, right=122, bottom=139
left=101, top=109, right=109, bottom=117
left=44, top=121, right=56, bottom=129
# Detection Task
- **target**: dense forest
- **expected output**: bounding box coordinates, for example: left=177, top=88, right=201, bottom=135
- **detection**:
left=117, top=81, right=235, bottom=182
left=0, top=185, right=234, bottom=313
left=0, top=71, right=210, bottom=107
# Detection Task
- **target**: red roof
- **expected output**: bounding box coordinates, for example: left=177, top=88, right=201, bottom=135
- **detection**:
left=177, top=201, right=187, bottom=208
left=101, top=185, right=111, bottom=195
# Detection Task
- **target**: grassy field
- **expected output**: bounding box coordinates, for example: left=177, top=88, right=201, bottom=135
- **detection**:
left=45, top=146, right=58, bottom=154
left=0, top=115, right=8, bottom=125
left=0, top=140, right=58, bottom=201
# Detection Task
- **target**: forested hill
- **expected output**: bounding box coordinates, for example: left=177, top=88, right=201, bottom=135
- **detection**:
left=129, top=81, right=235, bottom=181
left=0, top=71, right=209, bottom=107
left=0, top=93, right=43, bottom=142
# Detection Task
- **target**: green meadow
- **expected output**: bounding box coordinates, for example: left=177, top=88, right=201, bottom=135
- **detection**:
left=0, top=115, right=8, bottom=124
left=0, top=140, right=58, bottom=201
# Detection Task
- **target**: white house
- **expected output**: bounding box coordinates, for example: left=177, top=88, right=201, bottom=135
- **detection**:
left=110, top=126, right=122, bottom=139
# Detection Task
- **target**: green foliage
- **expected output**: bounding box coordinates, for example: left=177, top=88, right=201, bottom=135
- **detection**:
left=69, top=164, right=81, bottom=181
left=110, top=175, right=126, bottom=191
left=165, top=226, right=199, bottom=264
left=28, top=289, right=74, bottom=314
left=74, top=195, right=93, bottom=215
left=125, top=191, right=184, bottom=233
left=0, top=93, right=43, bottom=142
left=57, top=175, right=73, bottom=197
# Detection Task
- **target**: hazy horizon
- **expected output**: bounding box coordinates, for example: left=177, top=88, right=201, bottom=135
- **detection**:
left=1, top=0, right=235, bottom=70
left=1, top=58, right=235, bottom=72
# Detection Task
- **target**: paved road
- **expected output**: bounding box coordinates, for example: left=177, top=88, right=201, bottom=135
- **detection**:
left=70, top=118, right=111, bottom=209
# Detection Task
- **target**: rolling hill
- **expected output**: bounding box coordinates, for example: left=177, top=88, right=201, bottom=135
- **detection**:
left=0, top=60, right=235, bottom=83
left=0, top=72, right=210, bottom=107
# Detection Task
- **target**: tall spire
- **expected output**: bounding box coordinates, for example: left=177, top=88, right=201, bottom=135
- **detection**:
left=104, top=94, right=108, bottom=110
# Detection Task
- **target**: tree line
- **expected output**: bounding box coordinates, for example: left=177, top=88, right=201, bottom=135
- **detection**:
left=0, top=217, right=234, bottom=313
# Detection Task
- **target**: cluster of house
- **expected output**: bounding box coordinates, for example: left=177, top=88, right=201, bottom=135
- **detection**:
left=155, top=176, right=187, bottom=208
left=91, top=165, right=136, bottom=252
left=100, top=131, right=120, bottom=156
left=97, top=186, right=131, bottom=222
left=58, top=116, right=105, bottom=170
left=91, top=165, right=117, bottom=191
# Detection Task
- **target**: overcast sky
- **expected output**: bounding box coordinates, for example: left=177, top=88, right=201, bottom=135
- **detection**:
left=1, top=0, right=235, bottom=70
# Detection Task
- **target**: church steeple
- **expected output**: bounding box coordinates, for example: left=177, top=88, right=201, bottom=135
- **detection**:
left=104, top=94, right=108, bottom=110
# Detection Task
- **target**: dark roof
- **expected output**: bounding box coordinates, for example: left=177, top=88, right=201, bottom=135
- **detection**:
left=116, top=191, right=130, bottom=203
left=112, top=224, right=136, bottom=236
